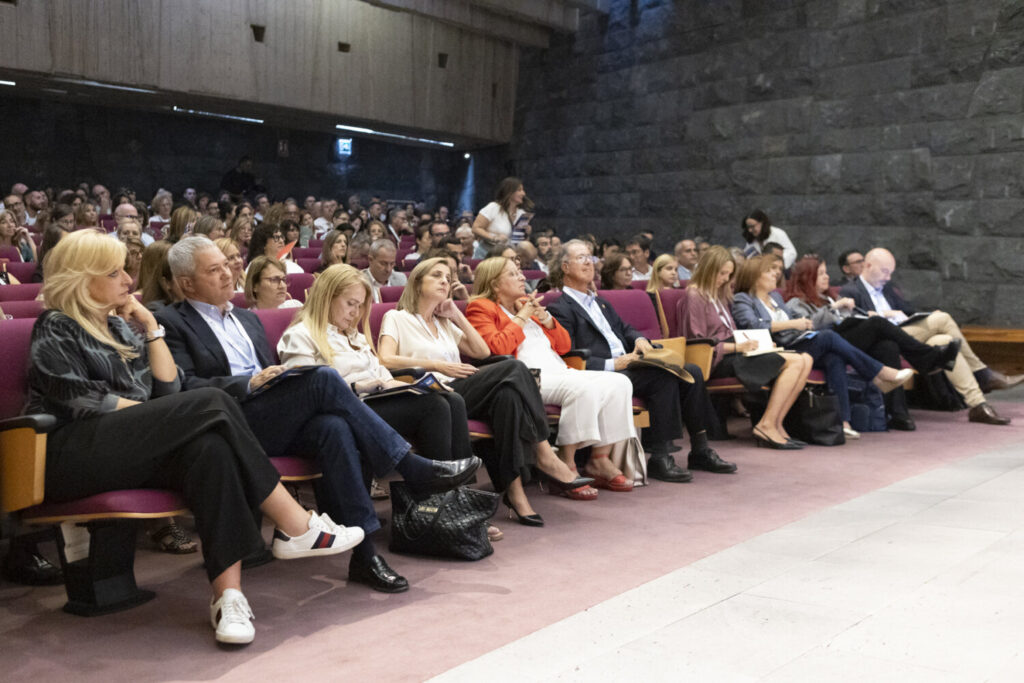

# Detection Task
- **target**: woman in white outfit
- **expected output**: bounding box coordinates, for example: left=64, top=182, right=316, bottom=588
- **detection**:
left=466, top=256, right=641, bottom=493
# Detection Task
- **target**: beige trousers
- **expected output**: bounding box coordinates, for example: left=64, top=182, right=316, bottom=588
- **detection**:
left=901, top=311, right=986, bottom=407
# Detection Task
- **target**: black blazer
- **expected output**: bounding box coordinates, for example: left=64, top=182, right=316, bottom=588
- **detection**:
left=155, top=301, right=274, bottom=400
left=547, top=290, right=643, bottom=371
left=838, top=277, right=916, bottom=315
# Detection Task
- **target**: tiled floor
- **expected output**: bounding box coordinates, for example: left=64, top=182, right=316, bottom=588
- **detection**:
left=433, top=441, right=1024, bottom=682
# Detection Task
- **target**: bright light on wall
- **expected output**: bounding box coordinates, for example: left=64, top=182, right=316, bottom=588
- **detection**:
left=335, top=123, right=453, bottom=148
left=335, top=138, right=353, bottom=157
left=172, top=106, right=264, bottom=124
left=0, top=80, right=15, bottom=87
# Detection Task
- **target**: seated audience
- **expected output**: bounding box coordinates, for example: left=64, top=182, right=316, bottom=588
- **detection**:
left=278, top=264, right=475, bottom=466
left=149, top=190, right=173, bottom=231
left=298, top=209, right=315, bottom=247
left=138, top=240, right=179, bottom=309
left=624, top=234, right=653, bottom=280
left=378, top=257, right=592, bottom=526
left=248, top=223, right=303, bottom=274
left=156, top=237, right=481, bottom=594
left=74, top=201, right=100, bottom=230
left=0, top=210, right=37, bottom=262
left=679, top=246, right=813, bottom=448
left=362, top=239, right=407, bottom=303
left=228, top=215, right=253, bottom=254
left=837, top=249, right=864, bottom=284
left=405, top=222, right=433, bottom=263
left=732, top=254, right=914, bottom=440
left=839, top=247, right=1020, bottom=425
left=548, top=240, right=736, bottom=478
left=2, top=192, right=28, bottom=227
left=164, top=205, right=199, bottom=244
left=467, top=257, right=640, bottom=495
left=365, top=219, right=387, bottom=242
left=674, top=239, right=699, bottom=280
left=600, top=253, right=634, bottom=290
left=29, top=230, right=363, bottom=644
left=740, top=209, right=797, bottom=268
left=124, top=237, right=144, bottom=283
left=646, top=254, right=680, bottom=293
left=317, top=229, right=349, bottom=273
left=455, top=225, right=475, bottom=261
left=244, top=256, right=302, bottom=310
left=423, top=247, right=470, bottom=299
left=784, top=256, right=962, bottom=431
left=193, top=215, right=226, bottom=241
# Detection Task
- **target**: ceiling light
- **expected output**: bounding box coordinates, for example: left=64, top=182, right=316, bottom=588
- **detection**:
left=173, top=106, right=264, bottom=124
left=335, top=123, right=453, bottom=148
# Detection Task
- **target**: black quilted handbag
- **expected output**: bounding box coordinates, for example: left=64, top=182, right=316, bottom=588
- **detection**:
left=388, top=481, right=500, bottom=561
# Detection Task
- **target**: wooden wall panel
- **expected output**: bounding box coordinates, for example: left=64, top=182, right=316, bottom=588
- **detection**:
left=0, top=0, right=518, bottom=143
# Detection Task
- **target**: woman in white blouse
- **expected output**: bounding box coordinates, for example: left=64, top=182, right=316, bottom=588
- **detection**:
left=471, top=177, right=530, bottom=257
left=467, top=257, right=641, bottom=494
left=378, top=258, right=593, bottom=527
left=277, top=264, right=474, bottom=463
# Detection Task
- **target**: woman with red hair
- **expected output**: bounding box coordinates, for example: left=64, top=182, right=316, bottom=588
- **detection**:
left=783, top=256, right=961, bottom=430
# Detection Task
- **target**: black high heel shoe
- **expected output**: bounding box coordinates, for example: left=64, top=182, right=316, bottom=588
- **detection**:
left=537, top=470, right=595, bottom=493
left=753, top=427, right=803, bottom=450
left=786, top=437, right=808, bottom=447
left=502, top=493, right=544, bottom=527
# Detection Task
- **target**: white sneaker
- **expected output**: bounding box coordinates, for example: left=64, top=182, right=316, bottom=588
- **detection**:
left=271, top=510, right=364, bottom=560
left=210, top=588, right=255, bottom=644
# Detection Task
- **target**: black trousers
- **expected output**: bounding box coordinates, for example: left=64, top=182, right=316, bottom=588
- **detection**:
left=450, top=359, right=549, bottom=491
left=366, top=391, right=473, bottom=462
left=45, top=388, right=279, bottom=583
left=837, top=316, right=942, bottom=419
left=620, top=362, right=715, bottom=446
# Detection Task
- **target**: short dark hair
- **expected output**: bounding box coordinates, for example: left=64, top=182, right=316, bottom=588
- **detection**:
left=624, top=234, right=651, bottom=251
left=763, top=242, right=785, bottom=256
left=429, top=220, right=450, bottom=236
left=838, top=249, right=862, bottom=270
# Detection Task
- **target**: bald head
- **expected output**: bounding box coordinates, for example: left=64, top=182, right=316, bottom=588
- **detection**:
left=862, top=248, right=896, bottom=288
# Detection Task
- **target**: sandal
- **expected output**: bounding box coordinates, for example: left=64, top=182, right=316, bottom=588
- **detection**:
left=584, top=453, right=633, bottom=492
left=150, top=523, right=198, bottom=554
left=560, top=484, right=599, bottom=500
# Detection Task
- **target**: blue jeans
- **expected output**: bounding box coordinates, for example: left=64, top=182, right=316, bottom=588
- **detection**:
left=241, top=367, right=410, bottom=534
left=792, top=330, right=883, bottom=422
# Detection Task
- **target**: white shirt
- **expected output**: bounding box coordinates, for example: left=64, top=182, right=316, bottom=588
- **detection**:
left=562, top=286, right=627, bottom=372
left=677, top=265, right=693, bottom=280
left=379, top=309, right=463, bottom=382
left=278, top=320, right=392, bottom=385
left=631, top=264, right=652, bottom=280
left=361, top=268, right=408, bottom=303
left=477, top=202, right=524, bottom=242
left=498, top=304, right=567, bottom=375
left=313, top=217, right=333, bottom=238
left=863, top=278, right=906, bottom=323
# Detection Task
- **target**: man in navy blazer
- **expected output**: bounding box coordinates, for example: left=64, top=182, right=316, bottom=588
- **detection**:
left=839, top=248, right=1018, bottom=425
left=546, top=240, right=735, bottom=480
left=156, top=237, right=480, bottom=592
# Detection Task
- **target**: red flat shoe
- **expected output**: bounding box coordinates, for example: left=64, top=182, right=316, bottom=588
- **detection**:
left=590, top=474, right=633, bottom=492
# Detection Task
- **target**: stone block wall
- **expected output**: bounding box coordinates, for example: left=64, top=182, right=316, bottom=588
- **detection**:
left=507, top=0, right=1024, bottom=324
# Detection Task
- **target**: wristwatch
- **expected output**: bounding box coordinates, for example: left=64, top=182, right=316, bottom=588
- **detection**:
left=144, top=325, right=166, bottom=343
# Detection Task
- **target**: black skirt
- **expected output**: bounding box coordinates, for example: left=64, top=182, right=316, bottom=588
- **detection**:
left=713, top=352, right=786, bottom=393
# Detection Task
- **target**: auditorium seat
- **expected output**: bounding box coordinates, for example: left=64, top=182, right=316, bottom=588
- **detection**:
left=1, top=299, right=44, bottom=318
left=0, top=283, right=42, bottom=301
left=379, top=286, right=404, bottom=303
left=629, top=280, right=648, bottom=290
left=308, top=239, right=324, bottom=249
left=292, top=247, right=320, bottom=260
left=4, top=261, right=37, bottom=283
left=521, top=269, right=545, bottom=281
left=297, top=257, right=320, bottom=273
left=0, top=247, right=20, bottom=262
left=286, top=272, right=315, bottom=303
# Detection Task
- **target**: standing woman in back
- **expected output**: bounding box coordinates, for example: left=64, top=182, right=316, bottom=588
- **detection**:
left=471, top=177, right=530, bottom=257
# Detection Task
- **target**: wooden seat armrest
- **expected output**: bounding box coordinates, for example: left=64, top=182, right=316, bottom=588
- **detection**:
left=0, top=414, right=53, bottom=512
left=0, top=414, right=57, bottom=433
left=561, top=348, right=591, bottom=371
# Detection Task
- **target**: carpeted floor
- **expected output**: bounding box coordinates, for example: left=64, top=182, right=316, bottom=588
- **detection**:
left=2, top=400, right=1022, bottom=682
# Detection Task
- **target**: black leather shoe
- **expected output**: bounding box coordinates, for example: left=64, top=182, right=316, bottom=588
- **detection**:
left=688, top=448, right=737, bottom=474
left=935, top=339, right=961, bottom=371
left=888, top=415, right=917, bottom=431
left=411, top=456, right=482, bottom=493
left=348, top=555, right=409, bottom=593
left=2, top=550, right=63, bottom=586
left=968, top=402, right=1011, bottom=425
left=647, top=454, right=692, bottom=483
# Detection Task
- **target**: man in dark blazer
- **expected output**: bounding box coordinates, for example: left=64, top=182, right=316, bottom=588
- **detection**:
left=840, top=247, right=1018, bottom=426
left=546, top=239, right=735, bottom=481
left=156, top=236, right=480, bottom=592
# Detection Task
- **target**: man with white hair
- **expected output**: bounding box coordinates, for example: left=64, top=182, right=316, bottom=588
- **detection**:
left=156, top=236, right=481, bottom=594
left=362, top=239, right=408, bottom=303
left=840, top=247, right=1020, bottom=426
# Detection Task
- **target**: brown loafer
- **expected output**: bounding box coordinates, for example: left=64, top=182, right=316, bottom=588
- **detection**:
left=968, top=402, right=1011, bottom=425
left=986, top=371, right=1024, bottom=392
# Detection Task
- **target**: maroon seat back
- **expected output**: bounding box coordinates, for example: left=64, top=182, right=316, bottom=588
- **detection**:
left=0, top=247, right=20, bottom=262
left=656, top=288, right=686, bottom=338
left=286, top=273, right=315, bottom=303
left=308, top=239, right=324, bottom=249
left=465, top=258, right=481, bottom=271
left=230, top=292, right=248, bottom=308
left=1, top=299, right=44, bottom=319
left=521, top=269, right=545, bottom=281
left=399, top=235, right=415, bottom=250
left=538, top=290, right=563, bottom=307
left=292, top=247, right=320, bottom=260
left=0, top=318, right=35, bottom=419
left=297, top=257, right=320, bottom=273
left=596, top=289, right=661, bottom=340
left=379, top=286, right=404, bottom=303
left=396, top=247, right=413, bottom=262
left=349, top=258, right=369, bottom=270
left=253, top=308, right=301, bottom=363
left=370, top=302, right=398, bottom=345
left=629, top=279, right=649, bottom=290
left=4, top=261, right=38, bottom=283
left=0, top=283, right=43, bottom=302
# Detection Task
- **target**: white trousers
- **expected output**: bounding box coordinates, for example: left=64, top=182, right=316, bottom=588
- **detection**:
left=540, top=368, right=637, bottom=447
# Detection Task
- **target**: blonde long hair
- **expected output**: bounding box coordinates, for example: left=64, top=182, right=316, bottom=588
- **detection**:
left=42, top=230, right=137, bottom=360
left=689, top=245, right=736, bottom=304
left=468, top=256, right=512, bottom=303
left=646, top=254, right=678, bottom=294
left=397, top=257, right=450, bottom=313
left=291, top=264, right=373, bottom=363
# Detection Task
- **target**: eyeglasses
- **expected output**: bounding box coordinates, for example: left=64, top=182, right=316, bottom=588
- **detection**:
left=567, top=255, right=598, bottom=265
left=271, top=233, right=284, bottom=241
left=261, top=276, right=287, bottom=286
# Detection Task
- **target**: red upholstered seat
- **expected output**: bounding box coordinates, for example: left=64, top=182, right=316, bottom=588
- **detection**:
left=21, top=490, right=188, bottom=525
left=286, top=272, right=314, bottom=303
left=379, top=286, right=404, bottom=303
left=297, top=257, right=320, bottom=273
left=292, top=247, right=320, bottom=259
left=1, top=299, right=44, bottom=318
left=521, top=269, right=545, bottom=281
left=0, top=246, right=20, bottom=262
left=253, top=308, right=301, bottom=362
left=399, top=235, right=415, bottom=249
left=370, top=301, right=398, bottom=344
left=349, top=257, right=369, bottom=270
left=466, top=419, right=492, bottom=438
left=230, top=292, right=247, bottom=308
left=655, top=288, right=686, bottom=337
left=0, top=317, right=35, bottom=418
left=629, top=280, right=648, bottom=290
left=269, top=456, right=322, bottom=480
left=308, top=239, right=324, bottom=249
left=4, top=261, right=38, bottom=283
left=595, top=288, right=662, bottom=340
left=0, top=283, right=42, bottom=302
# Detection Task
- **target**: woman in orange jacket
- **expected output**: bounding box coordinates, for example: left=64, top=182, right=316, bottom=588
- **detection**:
left=467, top=257, right=641, bottom=493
